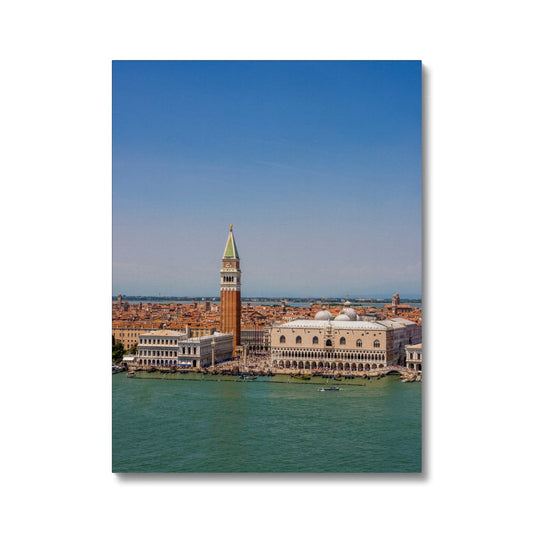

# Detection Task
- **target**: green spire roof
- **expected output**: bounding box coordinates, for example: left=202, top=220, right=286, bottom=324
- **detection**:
left=223, top=225, right=239, bottom=259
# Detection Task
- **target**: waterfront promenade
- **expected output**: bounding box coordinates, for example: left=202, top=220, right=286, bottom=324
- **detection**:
left=124, top=354, right=420, bottom=380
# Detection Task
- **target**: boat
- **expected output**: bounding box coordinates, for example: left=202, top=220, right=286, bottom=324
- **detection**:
left=127, top=370, right=135, bottom=377
left=319, top=386, right=340, bottom=391
left=240, top=375, right=257, bottom=381
left=112, top=365, right=123, bottom=374
left=180, top=370, right=189, bottom=374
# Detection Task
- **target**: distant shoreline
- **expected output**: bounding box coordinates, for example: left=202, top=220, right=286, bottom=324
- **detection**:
left=112, top=297, right=423, bottom=305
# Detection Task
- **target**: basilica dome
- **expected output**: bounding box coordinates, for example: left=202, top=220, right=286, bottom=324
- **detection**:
left=342, top=307, right=358, bottom=320
left=334, top=313, right=351, bottom=321
left=315, top=306, right=333, bottom=320
left=341, top=299, right=358, bottom=320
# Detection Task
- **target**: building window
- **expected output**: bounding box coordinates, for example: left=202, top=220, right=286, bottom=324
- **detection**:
left=374, top=340, right=380, bottom=348
left=296, top=336, right=302, bottom=344
left=280, top=335, right=286, bottom=344
left=326, top=339, right=332, bottom=347
left=356, top=339, right=362, bottom=347
left=312, top=336, right=318, bottom=344
left=340, top=337, right=346, bottom=345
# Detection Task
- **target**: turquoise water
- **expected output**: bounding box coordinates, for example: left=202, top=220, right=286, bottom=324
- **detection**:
left=112, top=373, right=421, bottom=473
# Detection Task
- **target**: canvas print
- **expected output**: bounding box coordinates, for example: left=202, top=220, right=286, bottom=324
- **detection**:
left=112, top=60, right=422, bottom=473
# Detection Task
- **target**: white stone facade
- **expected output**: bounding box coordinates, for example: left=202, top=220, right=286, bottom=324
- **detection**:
left=405, top=343, right=422, bottom=372
left=379, top=318, right=422, bottom=364
left=269, top=318, right=421, bottom=372
left=134, top=330, right=233, bottom=368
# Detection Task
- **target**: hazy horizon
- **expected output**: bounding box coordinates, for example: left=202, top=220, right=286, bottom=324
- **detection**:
left=112, top=293, right=422, bottom=300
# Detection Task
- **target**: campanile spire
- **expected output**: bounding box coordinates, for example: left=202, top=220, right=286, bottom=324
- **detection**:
left=220, top=224, right=241, bottom=353
left=223, top=224, right=239, bottom=261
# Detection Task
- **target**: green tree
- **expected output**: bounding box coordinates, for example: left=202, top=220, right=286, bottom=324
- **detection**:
left=112, top=342, right=125, bottom=363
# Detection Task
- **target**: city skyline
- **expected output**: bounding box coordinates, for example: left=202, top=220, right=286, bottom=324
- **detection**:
left=113, top=61, right=422, bottom=298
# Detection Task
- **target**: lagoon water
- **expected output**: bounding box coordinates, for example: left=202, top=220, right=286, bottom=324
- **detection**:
left=112, top=373, right=421, bottom=473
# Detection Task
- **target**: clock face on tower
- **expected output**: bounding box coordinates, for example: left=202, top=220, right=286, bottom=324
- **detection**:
left=226, top=262, right=231, bottom=267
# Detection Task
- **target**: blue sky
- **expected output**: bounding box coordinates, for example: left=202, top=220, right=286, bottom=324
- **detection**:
left=113, top=61, right=421, bottom=298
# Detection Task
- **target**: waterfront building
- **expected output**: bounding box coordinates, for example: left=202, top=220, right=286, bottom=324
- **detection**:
left=269, top=301, right=421, bottom=372
left=112, top=327, right=149, bottom=350
left=241, top=328, right=267, bottom=352
left=405, top=343, right=422, bottom=372
left=112, top=326, right=216, bottom=351
left=220, top=224, right=241, bottom=354
left=129, top=329, right=233, bottom=368
left=378, top=317, right=421, bottom=366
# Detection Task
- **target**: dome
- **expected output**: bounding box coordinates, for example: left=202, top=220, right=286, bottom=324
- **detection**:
left=334, top=313, right=351, bottom=321
left=315, top=306, right=333, bottom=320
left=341, top=299, right=358, bottom=320
left=315, top=310, right=333, bottom=320
left=342, top=307, right=358, bottom=320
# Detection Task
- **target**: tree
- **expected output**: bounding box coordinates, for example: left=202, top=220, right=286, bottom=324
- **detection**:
left=112, top=342, right=125, bottom=363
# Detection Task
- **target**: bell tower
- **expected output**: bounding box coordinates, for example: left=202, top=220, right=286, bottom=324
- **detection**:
left=220, top=224, right=241, bottom=353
